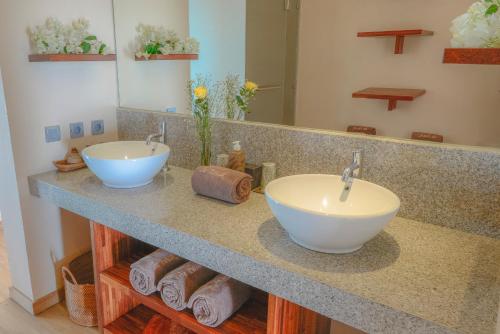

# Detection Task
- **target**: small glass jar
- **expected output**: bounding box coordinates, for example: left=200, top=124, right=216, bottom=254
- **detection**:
left=216, top=154, right=229, bottom=167
left=261, top=162, right=277, bottom=189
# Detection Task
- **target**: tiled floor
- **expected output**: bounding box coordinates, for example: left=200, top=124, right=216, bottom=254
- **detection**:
left=0, top=222, right=97, bottom=333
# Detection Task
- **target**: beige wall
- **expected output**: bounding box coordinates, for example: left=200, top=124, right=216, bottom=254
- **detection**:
left=295, top=0, right=500, bottom=148
left=0, top=0, right=118, bottom=302
left=114, top=0, right=190, bottom=113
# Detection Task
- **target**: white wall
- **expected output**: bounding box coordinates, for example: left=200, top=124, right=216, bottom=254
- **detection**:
left=189, top=0, right=246, bottom=83
left=114, top=0, right=190, bottom=113
left=0, top=0, right=118, bottom=302
left=295, top=0, right=500, bottom=147
left=0, top=69, right=33, bottom=300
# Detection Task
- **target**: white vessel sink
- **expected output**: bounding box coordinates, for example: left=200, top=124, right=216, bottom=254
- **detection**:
left=82, top=141, right=170, bottom=188
left=265, top=174, right=400, bottom=254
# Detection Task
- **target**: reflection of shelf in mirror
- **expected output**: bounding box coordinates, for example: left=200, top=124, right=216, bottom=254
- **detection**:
left=135, top=54, right=199, bottom=61
left=357, top=29, right=433, bottom=54
left=443, top=48, right=500, bottom=65
left=352, top=88, right=426, bottom=111
left=28, top=54, right=116, bottom=62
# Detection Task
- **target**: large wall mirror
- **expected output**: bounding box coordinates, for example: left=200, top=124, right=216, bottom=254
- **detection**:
left=113, top=0, right=500, bottom=148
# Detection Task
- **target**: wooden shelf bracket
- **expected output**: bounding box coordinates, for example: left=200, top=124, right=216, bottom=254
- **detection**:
left=357, top=30, right=433, bottom=54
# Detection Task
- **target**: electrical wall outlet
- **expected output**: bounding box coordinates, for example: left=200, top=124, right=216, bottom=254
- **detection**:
left=91, top=120, right=104, bottom=135
left=44, top=125, right=61, bottom=143
left=69, top=122, right=84, bottom=139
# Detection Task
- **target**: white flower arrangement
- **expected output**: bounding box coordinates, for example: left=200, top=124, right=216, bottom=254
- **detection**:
left=450, top=0, right=500, bottom=48
left=135, top=24, right=200, bottom=59
left=28, top=18, right=110, bottom=55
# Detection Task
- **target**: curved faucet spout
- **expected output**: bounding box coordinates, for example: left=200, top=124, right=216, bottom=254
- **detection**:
left=146, top=121, right=166, bottom=145
left=341, top=150, right=362, bottom=190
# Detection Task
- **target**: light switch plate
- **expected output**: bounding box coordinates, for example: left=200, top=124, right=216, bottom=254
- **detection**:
left=91, top=120, right=104, bottom=135
left=44, top=125, right=61, bottom=143
left=70, top=122, right=84, bottom=138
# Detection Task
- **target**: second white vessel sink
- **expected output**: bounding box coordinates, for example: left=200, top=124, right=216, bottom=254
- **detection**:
left=265, top=174, right=400, bottom=254
left=82, top=141, right=170, bottom=188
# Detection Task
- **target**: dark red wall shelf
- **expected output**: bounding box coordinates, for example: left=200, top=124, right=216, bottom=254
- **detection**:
left=443, top=48, right=500, bottom=65
left=357, top=29, right=433, bottom=54
left=135, top=54, right=199, bottom=61
left=28, top=54, right=116, bottom=62
left=352, top=87, right=426, bottom=111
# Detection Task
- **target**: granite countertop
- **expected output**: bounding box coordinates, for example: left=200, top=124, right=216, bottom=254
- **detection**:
left=29, top=167, right=500, bottom=334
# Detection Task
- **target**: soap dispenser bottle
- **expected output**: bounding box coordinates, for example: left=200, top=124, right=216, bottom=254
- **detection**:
left=227, top=141, right=246, bottom=172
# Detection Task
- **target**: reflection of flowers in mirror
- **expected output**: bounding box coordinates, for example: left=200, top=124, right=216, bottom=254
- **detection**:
left=28, top=18, right=110, bottom=55
left=135, top=24, right=200, bottom=59
left=450, top=0, right=500, bottom=48
left=236, top=81, right=259, bottom=115
left=194, top=86, right=208, bottom=100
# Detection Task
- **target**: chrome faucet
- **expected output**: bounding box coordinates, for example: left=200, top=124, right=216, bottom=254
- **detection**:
left=341, top=150, right=362, bottom=190
left=146, top=121, right=166, bottom=145
left=146, top=121, right=170, bottom=171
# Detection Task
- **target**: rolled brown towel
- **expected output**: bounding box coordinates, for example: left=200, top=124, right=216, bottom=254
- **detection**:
left=187, top=274, right=251, bottom=327
left=191, top=166, right=252, bottom=204
left=129, top=249, right=186, bottom=295
left=157, top=262, right=217, bottom=311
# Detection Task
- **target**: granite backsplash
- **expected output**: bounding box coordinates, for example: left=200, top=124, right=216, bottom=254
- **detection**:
left=117, top=108, right=499, bottom=238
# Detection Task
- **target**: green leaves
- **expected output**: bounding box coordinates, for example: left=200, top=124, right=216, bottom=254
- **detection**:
left=98, top=43, right=106, bottom=55
left=484, top=0, right=499, bottom=16
left=486, top=4, right=498, bottom=15
left=144, top=42, right=162, bottom=55
left=80, top=41, right=91, bottom=53
left=85, top=35, right=97, bottom=41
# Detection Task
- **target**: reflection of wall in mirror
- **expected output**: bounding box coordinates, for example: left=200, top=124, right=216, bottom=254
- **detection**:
left=189, top=0, right=246, bottom=84
left=295, top=0, right=500, bottom=147
left=114, top=0, right=190, bottom=112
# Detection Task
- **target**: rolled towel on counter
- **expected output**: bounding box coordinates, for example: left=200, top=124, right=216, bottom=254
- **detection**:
left=157, top=262, right=217, bottom=311
left=191, top=166, right=252, bottom=204
left=130, top=249, right=186, bottom=295
left=188, top=274, right=251, bottom=328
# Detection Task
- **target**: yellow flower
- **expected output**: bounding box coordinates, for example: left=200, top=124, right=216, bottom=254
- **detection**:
left=194, top=86, right=208, bottom=99
left=244, top=81, right=258, bottom=92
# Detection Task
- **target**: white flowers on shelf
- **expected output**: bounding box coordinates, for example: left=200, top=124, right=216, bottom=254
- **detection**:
left=28, top=18, right=111, bottom=55
left=135, top=24, right=200, bottom=59
left=450, top=0, right=500, bottom=48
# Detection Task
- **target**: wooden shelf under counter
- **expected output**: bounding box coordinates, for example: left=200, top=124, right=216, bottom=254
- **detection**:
left=91, top=222, right=339, bottom=334
left=101, top=257, right=268, bottom=334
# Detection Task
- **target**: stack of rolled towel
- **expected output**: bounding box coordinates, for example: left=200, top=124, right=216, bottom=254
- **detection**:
left=130, top=249, right=186, bottom=295
left=129, top=249, right=252, bottom=328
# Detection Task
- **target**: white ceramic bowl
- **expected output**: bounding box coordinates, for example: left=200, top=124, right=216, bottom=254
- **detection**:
left=265, top=174, right=400, bottom=254
left=82, top=141, right=170, bottom=189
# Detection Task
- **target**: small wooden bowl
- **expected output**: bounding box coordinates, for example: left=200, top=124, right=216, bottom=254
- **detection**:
left=53, top=160, right=87, bottom=173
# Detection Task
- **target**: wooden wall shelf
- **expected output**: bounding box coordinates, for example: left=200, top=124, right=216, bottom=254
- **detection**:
left=443, top=48, right=500, bottom=65
left=357, top=29, right=433, bottom=54
left=352, top=87, right=426, bottom=111
left=28, top=54, right=116, bottom=62
left=135, top=54, right=199, bottom=61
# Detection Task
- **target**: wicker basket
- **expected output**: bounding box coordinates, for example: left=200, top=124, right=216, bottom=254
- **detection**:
left=62, top=251, right=97, bottom=327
